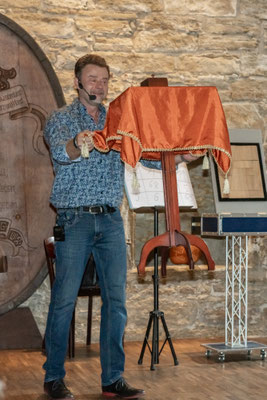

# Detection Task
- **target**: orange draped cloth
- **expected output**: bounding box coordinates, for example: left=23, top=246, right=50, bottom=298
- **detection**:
left=94, top=86, right=231, bottom=175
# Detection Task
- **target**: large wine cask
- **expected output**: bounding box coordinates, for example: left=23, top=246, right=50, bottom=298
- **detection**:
left=0, top=14, right=65, bottom=314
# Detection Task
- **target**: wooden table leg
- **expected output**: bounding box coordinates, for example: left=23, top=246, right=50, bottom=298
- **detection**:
left=138, top=231, right=193, bottom=276
left=138, top=152, right=215, bottom=276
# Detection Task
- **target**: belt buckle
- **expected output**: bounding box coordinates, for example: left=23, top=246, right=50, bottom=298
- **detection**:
left=89, top=205, right=103, bottom=214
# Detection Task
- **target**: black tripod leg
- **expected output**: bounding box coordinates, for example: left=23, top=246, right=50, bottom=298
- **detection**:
left=138, top=312, right=153, bottom=365
left=138, top=208, right=178, bottom=369
left=150, top=312, right=159, bottom=370
left=160, top=314, right=179, bottom=365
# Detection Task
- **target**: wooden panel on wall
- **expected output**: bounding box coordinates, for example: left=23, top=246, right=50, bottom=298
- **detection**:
left=0, top=14, right=65, bottom=314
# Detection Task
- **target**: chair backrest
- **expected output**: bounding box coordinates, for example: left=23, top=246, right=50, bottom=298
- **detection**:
left=44, top=237, right=98, bottom=289
left=81, top=255, right=98, bottom=288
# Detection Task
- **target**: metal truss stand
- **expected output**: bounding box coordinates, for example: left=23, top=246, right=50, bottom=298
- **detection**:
left=202, top=235, right=267, bottom=362
left=138, top=208, right=179, bottom=370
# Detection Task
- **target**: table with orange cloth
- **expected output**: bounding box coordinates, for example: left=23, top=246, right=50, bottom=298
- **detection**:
left=94, top=86, right=232, bottom=176
left=93, top=86, right=232, bottom=275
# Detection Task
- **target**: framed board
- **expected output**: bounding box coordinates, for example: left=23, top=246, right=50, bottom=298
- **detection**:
left=215, top=143, right=267, bottom=201
left=210, top=129, right=267, bottom=214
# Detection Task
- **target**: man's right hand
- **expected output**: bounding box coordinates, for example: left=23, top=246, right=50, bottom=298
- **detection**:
left=66, top=130, right=95, bottom=160
left=75, top=130, right=94, bottom=152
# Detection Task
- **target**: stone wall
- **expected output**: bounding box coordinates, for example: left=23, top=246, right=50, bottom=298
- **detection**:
left=1, top=0, right=267, bottom=342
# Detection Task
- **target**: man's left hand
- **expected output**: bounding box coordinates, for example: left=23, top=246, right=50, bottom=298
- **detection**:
left=175, top=153, right=201, bottom=164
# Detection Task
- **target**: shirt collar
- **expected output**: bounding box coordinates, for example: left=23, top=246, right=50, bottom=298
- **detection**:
left=73, top=97, right=106, bottom=129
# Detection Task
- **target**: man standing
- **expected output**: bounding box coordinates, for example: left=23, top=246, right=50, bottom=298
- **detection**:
left=43, top=54, right=145, bottom=399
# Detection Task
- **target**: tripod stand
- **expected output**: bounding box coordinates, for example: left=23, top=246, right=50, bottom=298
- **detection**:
left=138, top=208, right=179, bottom=370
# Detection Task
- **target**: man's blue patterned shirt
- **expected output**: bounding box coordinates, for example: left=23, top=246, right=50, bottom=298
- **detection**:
left=44, top=98, right=160, bottom=209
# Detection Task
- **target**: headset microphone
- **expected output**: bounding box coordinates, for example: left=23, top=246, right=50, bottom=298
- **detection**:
left=78, top=81, right=96, bottom=101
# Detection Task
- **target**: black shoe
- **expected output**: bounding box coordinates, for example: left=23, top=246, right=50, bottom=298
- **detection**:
left=102, top=378, right=145, bottom=399
left=44, top=379, right=74, bottom=399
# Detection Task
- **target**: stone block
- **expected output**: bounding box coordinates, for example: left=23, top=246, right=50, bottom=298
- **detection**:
left=76, top=17, right=134, bottom=37
left=223, top=104, right=263, bottom=129
left=2, top=0, right=41, bottom=8
left=177, top=54, right=240, bottom=75
left=164, top=0, right=237, bottom=17
left=94, top=37, right=133, bottom=52
left=93, top=0, right=163, bottom=12
left=230, top=79, right=267, bottom=101
left=133, top=31, right=198, bottom=53
left=43, top=0, right=94, bottom=9
left=239, top=0, right=267, bottom=18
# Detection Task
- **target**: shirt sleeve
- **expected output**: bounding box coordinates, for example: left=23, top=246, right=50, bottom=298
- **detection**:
left=140, top=159, right=162, bottom=170
left=140, top=159, right=179, bottom=170
left=44, top=112, right=81, bottom=164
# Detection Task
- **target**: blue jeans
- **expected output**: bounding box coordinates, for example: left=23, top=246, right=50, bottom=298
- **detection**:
left=43, top=207, right=127, bottom=386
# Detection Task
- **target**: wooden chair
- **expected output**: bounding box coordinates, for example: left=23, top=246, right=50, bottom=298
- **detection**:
left=44, top=237, right=101, bottom=358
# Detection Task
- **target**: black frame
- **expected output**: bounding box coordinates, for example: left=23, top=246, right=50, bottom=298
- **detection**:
left=215, top=142, right=267, bottom=202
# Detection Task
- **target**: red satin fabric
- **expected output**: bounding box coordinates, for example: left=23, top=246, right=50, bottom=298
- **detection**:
left=94, top=86, right=231, bottom=174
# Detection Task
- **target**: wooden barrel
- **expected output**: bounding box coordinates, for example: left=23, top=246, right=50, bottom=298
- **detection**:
left=0, top=14, right=65, bottom=314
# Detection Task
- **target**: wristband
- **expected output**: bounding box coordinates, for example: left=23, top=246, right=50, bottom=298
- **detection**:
left=73, top=135, right=79, bottom=149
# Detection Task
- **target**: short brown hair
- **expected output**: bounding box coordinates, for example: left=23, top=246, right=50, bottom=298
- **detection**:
left=74, top=54, right=110, bottom=79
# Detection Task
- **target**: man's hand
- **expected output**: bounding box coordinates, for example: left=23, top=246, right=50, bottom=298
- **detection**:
left=175, top=153, right=201, bottom=165
left=66, top=130, right=94, bottom=160
left=75, top=130, right=94, bottom=152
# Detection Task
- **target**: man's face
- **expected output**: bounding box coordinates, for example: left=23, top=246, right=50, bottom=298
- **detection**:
left=76, top=63, right=109, bottom=105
